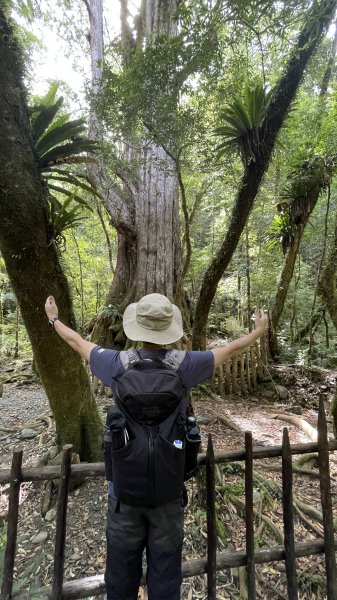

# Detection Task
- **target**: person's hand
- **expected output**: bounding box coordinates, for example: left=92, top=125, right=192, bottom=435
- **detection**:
left=45, top=296, right=58, bottom=320
left=253, top=308, right=268, bottom=332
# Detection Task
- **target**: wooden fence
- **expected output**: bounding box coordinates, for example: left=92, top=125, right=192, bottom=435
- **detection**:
left=1, top=396, right=337, bottom=599
left=212, top=336, right=269, bottom=397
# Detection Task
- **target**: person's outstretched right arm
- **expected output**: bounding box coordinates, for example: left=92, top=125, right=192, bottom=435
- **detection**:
left=45, top=296, right=97, bottom=362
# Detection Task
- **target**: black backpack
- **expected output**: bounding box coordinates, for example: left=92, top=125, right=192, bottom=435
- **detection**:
left=103, top=349, right=200, bottom=508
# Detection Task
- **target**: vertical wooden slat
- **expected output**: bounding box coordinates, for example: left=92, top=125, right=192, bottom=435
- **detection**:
left=281, top=428, right=298, bottom=599
left=217, top=363, right=224, bottom=396
left=245, top=432, right=256, bottom=599
left=250, top=345, right=257, bottom=388
left=260, top=335, right=267, bottom=368
left=232, top=357, right=238, bottom=394
left=225, top=360, right=231, bottom=395
left=206, top=434, right=217, bottom=600
left=52, top=444, right=73, bottom=600
left=1, top=448, right=23, bottom=600
left=246, top=351, right=252, bottom=393
left=255, top=342, right=263, bottom=378
left=317, top=397, right=337, bottom=599
left=240, top=354, right=246, bottom=395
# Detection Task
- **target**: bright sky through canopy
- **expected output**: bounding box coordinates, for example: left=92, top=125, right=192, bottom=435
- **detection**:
left=17, top=0, right=140, bottom=107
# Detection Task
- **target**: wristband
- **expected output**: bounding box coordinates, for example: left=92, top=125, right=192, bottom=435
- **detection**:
left=48, top=317, right=60, bottom=327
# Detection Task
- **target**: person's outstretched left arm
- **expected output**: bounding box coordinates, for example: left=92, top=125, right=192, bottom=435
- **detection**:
left=45, top=296, right=97, bottom=362
left=211, top=309, right=268, bottom=368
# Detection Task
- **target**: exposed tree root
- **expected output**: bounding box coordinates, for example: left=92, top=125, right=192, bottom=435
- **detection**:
left=257, top=463, right=320, bottom=479
left=271, top=414, right=318, bottom=441
left=228, top=493, right=284, bottom=544
left=206, top=405, right=241, bottom=431
left=293, top=503, right=324, bottom=537
left=294, top=453, right=318, bottom=469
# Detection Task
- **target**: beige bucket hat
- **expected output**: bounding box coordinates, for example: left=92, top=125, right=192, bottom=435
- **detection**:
left=123, top=293, right=183, bottom=344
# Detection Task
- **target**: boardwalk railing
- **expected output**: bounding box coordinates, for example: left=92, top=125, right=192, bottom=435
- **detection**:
left=1, top=396, right=337, bottom=599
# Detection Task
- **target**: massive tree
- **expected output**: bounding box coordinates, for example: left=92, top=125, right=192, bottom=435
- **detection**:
left=0, top=8, right=102, bottom=461
left=84, top=0, right=183, bottom=348
left=192, top=0, right=337, bottom=348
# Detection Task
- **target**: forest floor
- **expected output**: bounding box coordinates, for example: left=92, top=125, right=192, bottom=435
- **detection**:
left=0, top=359, right=337, bottom=599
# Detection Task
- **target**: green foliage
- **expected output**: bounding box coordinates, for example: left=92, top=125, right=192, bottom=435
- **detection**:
left=48, top=192, right=92, bottom=246
left=29, top=83, right=100, bottom=243
left=214, top=81, right=272, bottom=164
left=268, top=154, right=331, bottom=253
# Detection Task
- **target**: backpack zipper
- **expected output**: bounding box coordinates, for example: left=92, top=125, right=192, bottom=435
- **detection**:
left=147, top=425, right=156, bottom=506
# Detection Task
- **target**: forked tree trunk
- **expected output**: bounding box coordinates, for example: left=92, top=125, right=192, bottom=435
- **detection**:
left=86, top=0, right=181, bottom=348
left=192, top=0, right=337, bottom=349
left=0, top=8, right=102, bottom=461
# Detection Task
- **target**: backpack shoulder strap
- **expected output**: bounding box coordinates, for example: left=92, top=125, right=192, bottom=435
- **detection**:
left=163, top=349, right=186, bottom=372
left=119, top=348, right=140, bottom=371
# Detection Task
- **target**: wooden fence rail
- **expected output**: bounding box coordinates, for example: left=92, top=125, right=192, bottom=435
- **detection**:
left=1, top=396, right=337, bottom=599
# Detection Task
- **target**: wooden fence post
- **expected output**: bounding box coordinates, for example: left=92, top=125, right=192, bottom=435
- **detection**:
left=317, top=398, right=337, bottom=600
left=232, top=357, right=238, bottom=394
left=51, top=444, right=73, bottom=600
left=225, top=360, right=231, bottom=395
left=250, top=345, right=257, bottom=389
left=217, top=364, right=224, bottom=396
left=1, top=448, right=23, bottom=600
left=282, top=428, right=298, bottom=599
left=246, top=351, right=252, bottom=394
left=206, top=434, right=217, bottom=600
left=240, top=355, right=246, bottom=395
left=245, top=432, right=256, bottom=599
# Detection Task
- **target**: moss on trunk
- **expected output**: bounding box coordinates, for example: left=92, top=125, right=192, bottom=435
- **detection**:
left=0, top=8, right=102, bottom=461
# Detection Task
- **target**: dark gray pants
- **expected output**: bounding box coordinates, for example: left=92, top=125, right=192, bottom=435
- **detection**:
left=105, top=496, right=184, bottom=600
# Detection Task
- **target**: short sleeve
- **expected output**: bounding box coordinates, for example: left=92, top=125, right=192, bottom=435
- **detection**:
left=178, top=350, right=214, bottom=390
left=89, top=346, right=123, bottom=389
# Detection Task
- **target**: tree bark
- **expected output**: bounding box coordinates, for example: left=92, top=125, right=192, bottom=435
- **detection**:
left=86, top=0, right=182, bottom=348
left=318, top=213, right=337, bottom=330
left=0, top=8, right=102, bottom=461
left=192, top=0, right=337, bottom=349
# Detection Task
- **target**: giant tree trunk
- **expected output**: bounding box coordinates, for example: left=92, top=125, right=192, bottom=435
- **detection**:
left=86, top=0, right=181, bottom=348
left=0, top=9, right=102, bottom=461
left=192, top=0, right=337, bottom=349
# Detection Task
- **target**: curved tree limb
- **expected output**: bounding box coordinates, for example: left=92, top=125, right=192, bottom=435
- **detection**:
left=192, top=0, right=337, bottom=349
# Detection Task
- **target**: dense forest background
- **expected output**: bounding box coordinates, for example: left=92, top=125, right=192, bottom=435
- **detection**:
left=1, top=0, right=337, bottom=458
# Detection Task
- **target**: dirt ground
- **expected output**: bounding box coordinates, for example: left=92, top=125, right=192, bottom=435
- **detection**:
left=0, top=361, right=337, bottom=599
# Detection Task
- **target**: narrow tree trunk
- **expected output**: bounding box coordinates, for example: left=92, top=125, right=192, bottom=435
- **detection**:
left=192, top=0, right=337, bottom=349
left=0, top=8, right=102, bottom=461
left=269, top=24, right=337, bottom=356
left=318, top=212, right=337, bottom=329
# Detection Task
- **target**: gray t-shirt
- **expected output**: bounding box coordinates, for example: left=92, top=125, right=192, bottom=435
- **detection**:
left=90, top=347, right=214, bottom=394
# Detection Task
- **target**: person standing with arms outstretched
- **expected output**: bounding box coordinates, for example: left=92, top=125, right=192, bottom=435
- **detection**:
left=45, top=293, right=267, bottom=600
